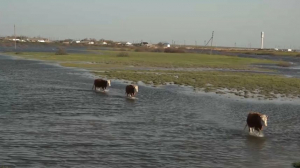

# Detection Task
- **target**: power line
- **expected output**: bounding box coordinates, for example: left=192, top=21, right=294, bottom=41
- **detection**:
left=14, top=24, right=16, bottom=50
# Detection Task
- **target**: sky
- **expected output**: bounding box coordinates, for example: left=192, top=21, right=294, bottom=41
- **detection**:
left=0, top=0, right=299, bottom=48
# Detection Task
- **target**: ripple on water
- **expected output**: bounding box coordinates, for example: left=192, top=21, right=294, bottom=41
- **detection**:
left=0, top=54, right=300, bottom=168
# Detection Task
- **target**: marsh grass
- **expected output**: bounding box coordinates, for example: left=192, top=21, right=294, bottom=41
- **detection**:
left=9, top=51, right=276, bottom=70
left=55, top=47, right=68, bottom=55
left=94, top=70, right=300, bottom=97
left=277, top=61, right=292, bottom=67
left=116, top=52, right=129, bottom=57
left=8, top=51, right=300, bottom=97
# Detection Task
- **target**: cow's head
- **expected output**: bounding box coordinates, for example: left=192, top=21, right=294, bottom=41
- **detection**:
left=260, top=114, right=268, bottom=126
left=133, top=85, right=138, bottom=93
left=107, top=80, right=111, bottom=87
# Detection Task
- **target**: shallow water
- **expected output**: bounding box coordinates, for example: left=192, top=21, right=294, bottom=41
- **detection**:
left=0, top=54, right=299, bottom=168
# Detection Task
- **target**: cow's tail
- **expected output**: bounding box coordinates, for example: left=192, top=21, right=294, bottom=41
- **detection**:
left=243, top=123, right=248, bottom=131
left=92, top=83, right=95, bottom=90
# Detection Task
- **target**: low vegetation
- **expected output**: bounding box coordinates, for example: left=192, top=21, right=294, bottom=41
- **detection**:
left=277, top=61, right=292, bottom=67
left=116, top=52, right=129, bottom=57
left=9, top=50, right=300, bottom=99
left=164, top=48, right=185, bottom=53
left=94, top=70, right=300, bottom=98
left=8, top=50, right=277, bottom=70
left=293, top=162, right=300, bottom=168
left=55, top=47, right=68, bottom=55
left=226, top=50, right=300, bottom=57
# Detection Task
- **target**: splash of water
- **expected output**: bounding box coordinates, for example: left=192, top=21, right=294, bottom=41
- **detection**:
left=249, top=131, right=264, bottom=138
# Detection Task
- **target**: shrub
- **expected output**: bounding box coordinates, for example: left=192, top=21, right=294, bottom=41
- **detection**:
left=119, top=48, right=127, bottom=51
left=135, top=47, right=150, bottom=52
left=117, top=52, right=129, bottom=57
left=15, top=52, right=23, bottom=54
left=277, top=61, right=292, bottom=67
left=293, top=162, right=300, bottom=168
left=151, top=48, right=164, bottom=52
left=256, top=52, right=275, bottom=56
left=296, top=54, right=300, bottom=57
left=164, top=48, right=185, bottom=53
left=55, top=47, right=68, bottom=55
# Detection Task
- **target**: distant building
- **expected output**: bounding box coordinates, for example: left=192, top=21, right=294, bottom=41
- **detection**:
left=125, top=42, right=132, bottom=46
left=163, top=43, right=171, bottom=48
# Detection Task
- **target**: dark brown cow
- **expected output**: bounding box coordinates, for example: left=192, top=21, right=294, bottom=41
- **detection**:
left=92, top=79, right=111, bottom=91
left=125, top=84, right=138, bottom=97
left=245, top=112, right=268, bottom=133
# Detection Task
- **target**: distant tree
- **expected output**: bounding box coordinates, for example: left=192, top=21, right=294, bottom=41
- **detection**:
left=157, top=42, right=164, bottom=47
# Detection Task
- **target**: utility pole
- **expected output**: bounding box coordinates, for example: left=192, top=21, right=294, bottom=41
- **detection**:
left=14, top=24, right=16, bottom=50
left=210, top=31, right=214, bottom=55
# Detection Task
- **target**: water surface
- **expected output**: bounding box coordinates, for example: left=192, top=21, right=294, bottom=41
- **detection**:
left=0, top=54, right=299, bottom=168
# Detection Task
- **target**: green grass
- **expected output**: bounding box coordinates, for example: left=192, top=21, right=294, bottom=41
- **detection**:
left=95, top=70, right=300, bottom=98
left=9, top=50, right=300, bottom=98
left=9, top=51, right=276, bottom=70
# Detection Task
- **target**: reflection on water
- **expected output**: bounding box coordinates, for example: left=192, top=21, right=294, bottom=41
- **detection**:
left=0, top=54, right=299, bottom=168
left=245, top=135, right=267, bottom=150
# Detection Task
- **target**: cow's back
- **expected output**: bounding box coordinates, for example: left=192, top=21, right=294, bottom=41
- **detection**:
left=247, top=113, right=262, bottom=129
left=126, top=85, right=134, bottom=94
left=94, top=79, right=107, bottom=87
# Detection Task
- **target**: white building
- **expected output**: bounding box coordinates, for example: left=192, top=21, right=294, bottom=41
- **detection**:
left=163, top=43, right=171, bottom=48
left=125, top=42, right=132, bottom=46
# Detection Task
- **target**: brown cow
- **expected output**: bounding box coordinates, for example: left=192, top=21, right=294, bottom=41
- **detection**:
left=126, top=84, right=138, bottom=97
left=92, top=79, right=111, bottom=91
left=244, top=112, right=268, bottom=133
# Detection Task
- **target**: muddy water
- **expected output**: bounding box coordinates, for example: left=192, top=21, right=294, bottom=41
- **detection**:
left=0, top=54, right=299, bottom=168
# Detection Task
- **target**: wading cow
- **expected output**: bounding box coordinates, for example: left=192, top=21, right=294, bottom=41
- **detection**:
left=245, top=112, right=268, bottom=133
left=126, top=84, right=138, bottom=97
left=92, top=79, right=111, bottom=92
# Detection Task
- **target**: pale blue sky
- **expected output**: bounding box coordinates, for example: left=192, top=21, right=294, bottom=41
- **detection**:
left=0, top=0, right=299, bottom=48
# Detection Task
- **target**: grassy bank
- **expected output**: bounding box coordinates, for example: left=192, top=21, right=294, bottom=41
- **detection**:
left=95, top=70, right=300, bottom=99
left=8, top=51, right=300, bottom=99
left=9, top=51, right=276, bottom=70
